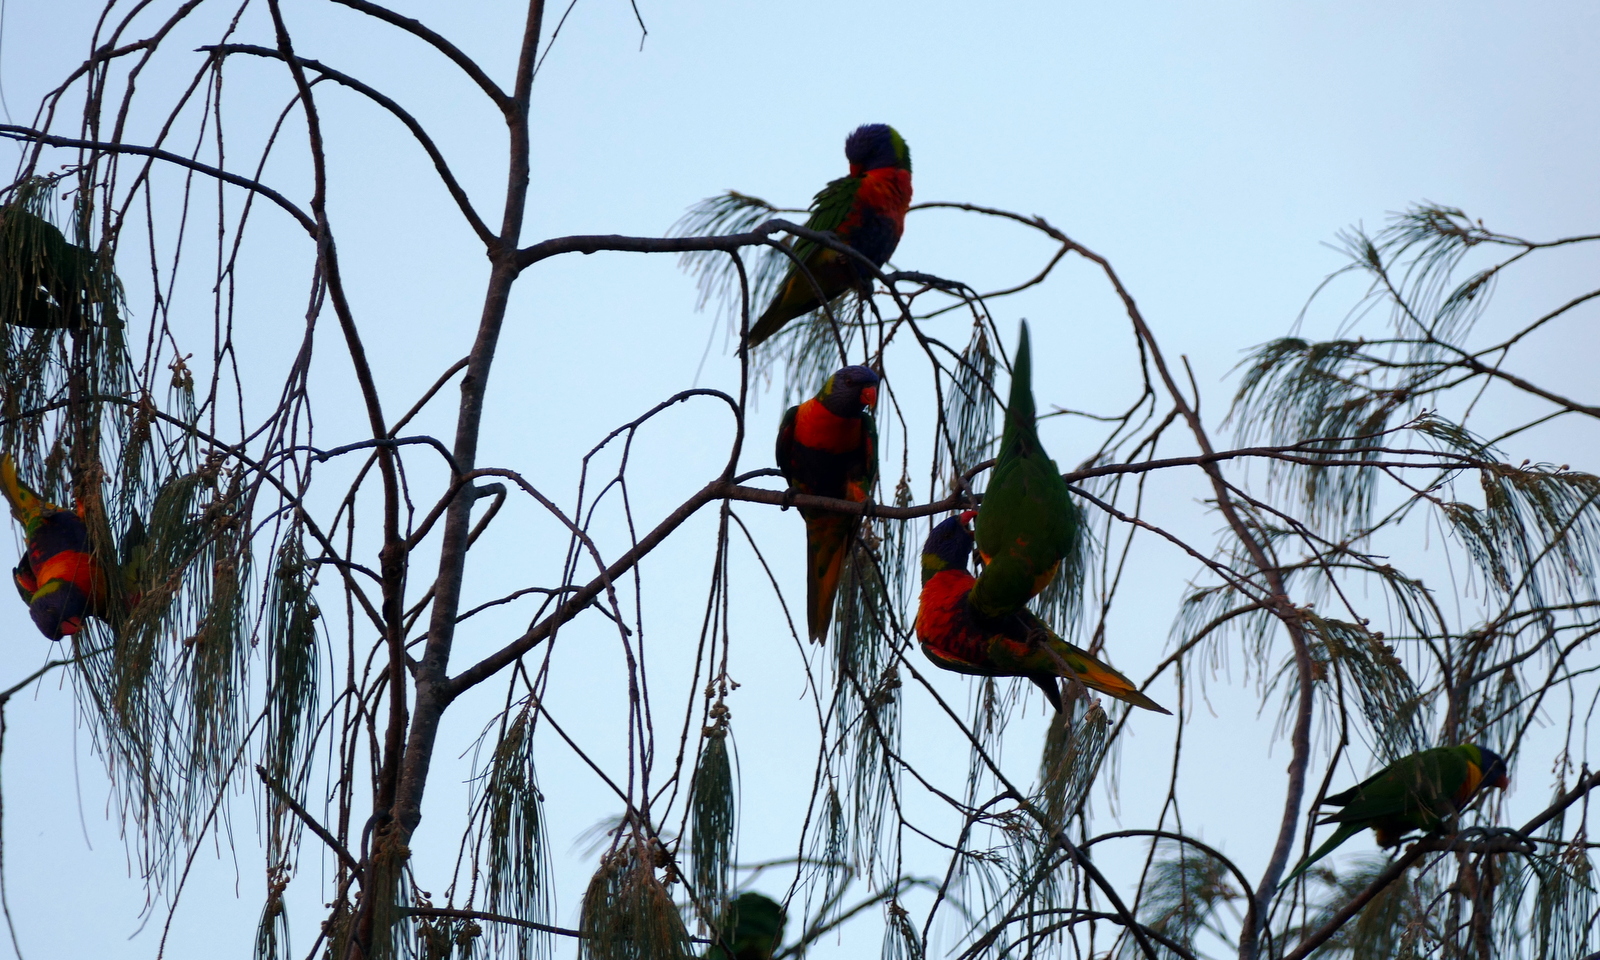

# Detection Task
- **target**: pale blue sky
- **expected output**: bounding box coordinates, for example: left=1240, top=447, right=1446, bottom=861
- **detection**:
left=1, top=1, right=1597, bottom=956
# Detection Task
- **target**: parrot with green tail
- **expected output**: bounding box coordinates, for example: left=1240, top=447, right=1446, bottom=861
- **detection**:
left=704, top=892, right=786, bottom=960
left=915, top=512, right=1168, bottom=714
left=2, top=454, right=139, bottom=639
left=1282, top=743, right=1510, bottom=886
left=743, top=124, right=912, bottom=348
left=776, top=365, right=879, bottom=642
left=969, top=321, right=1082, bottom=619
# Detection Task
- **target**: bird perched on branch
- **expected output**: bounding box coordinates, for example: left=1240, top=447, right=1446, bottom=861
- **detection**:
left=1283, top=743, right=1510, bottom=885
left=776, top=365, right=879, bottom=642
left=0, top=203, right=118, bottom=330
left=744, top=124, right=912, bottom=348
left=704, top=892, right=786, bottom=960
left=969, top=320, right=1082, bottom=619
left=1, top=454, right=137, bottom=639
left=915, top=512, right=1168, bottom=714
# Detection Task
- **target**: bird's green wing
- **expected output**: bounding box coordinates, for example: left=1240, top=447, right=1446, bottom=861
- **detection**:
left=775, top=404, right=799, bottom=484
left=1321, top=747, right=1470, bottom=826
left=745, top=176, right=864, bottom=346
left=856, top=411, right=879, bottom=494
left=705, top=892, right=786, bottom=960
left=794, top=175, right=862, bottom=259
left=117, top=513, right=148, bottom=605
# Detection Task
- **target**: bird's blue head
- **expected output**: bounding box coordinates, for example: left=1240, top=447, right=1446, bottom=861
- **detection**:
left=1472, top=743, right=1511, bottom=791
left=820, top=365, right=881, bottom=416
left=921, top=511, right=976, bottom=583
left=845, top=124, right=911, bottom=174
left=28, top=578, right=89, bottom=640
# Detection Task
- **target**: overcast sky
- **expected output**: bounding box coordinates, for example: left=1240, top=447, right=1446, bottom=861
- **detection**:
left=2, top=1, right=1598, bottom=957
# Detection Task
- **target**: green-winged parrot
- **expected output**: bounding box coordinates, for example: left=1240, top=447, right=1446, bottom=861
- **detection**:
left=916, top=512, right=1168, bottom=714
left=744, top=124, right=912, bottom=348
left=969, top=320, right=1081, bottom=619
left=704, top=892, right=786, bottom=960
left=0, top=205, right=117, bottom=330
left=1283, top=743, right=1510, bottom=885
left=776, top=365, right=879, bottom=642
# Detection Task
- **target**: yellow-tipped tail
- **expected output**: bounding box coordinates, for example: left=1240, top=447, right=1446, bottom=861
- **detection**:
left=0, top=454, right=45, bottom=525
left=804, top=510, right=856, bottom=643
left=1049, top=639, right=1171, bottom=715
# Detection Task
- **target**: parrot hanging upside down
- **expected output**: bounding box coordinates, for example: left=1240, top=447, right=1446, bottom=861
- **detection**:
left=743, top=124, right=912, bottom=349
left=915, top=512, right=1169, bottom=714
left=2, top=455, right=105, bottom=639
left=1283, top=743, right=1510, bottom=886
left=1, top=454, right=138, bottom=640
left=776, top=365, right=879, bottom=643
left=969, top=319, right=1082, bottom=619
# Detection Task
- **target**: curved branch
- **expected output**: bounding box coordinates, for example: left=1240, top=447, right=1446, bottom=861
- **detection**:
left=201, top=44, right=495, bottom=245
left=0, top=124, right=316, bottom=233
left=326, top=0, right=511, bottom=109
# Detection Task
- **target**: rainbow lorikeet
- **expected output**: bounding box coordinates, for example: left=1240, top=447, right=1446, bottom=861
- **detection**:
left=1, top=454, right=136, bottom=639
left=0, top=206, right=117, bottom=330
left=1283, top=743, right=1510, bottom=885
left=915, top=513, right=1168, bottom=714
left=704, top=892, right=786, bottom=960
left=776, top=365, right=879, bottom=642
left=743, top=124, right=912, bottom=348
left=969, top=320, right=1082, bottom=619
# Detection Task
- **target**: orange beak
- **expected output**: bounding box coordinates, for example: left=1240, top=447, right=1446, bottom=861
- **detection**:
left=860, top=385, right=878, bottom=408
left=958, top=509, right=978, bottom=528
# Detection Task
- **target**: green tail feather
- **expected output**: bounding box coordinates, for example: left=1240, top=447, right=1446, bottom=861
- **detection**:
left=999, top=320, right=1039, bottom=461
left=803, top=509, right=855, bottom=642
left=1282, top=821, right=1364, bottom=887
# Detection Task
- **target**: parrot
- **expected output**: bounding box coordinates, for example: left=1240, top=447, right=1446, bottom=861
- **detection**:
left=776, top=365, right=879, bottom=642
left=1282, top=743, right=1511, bottom=885
left=704, top=892, right=786, bottom=960
left=1, top=454, right=137, bottom=639
left=0, top=205, right=116, bottom=330
left=969, top=320, right=1081, bottom=619
left=743, top=124, right=912, bottom=348
left=915, top=512, right=1169, bottom=714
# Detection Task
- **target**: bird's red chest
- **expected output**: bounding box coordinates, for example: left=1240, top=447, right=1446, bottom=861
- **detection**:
left=35, top=550, right=99, bottom=595
left=854, top=168, right=912, bottom=228
left=915, top=570, right=986, bottom=662
left=794, top=399, right=863, bottom=454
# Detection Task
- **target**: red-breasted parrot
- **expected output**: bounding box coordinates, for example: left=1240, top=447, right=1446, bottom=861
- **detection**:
left=915, top=513, right=1168, bottom=713
left=1283, top=743, right=1510, bottom=885
left=704, top=892, right=786, bottom=960
left=744, top=124, right=912, bottom=348
left=1, top=454, right=137, bottom=639
left=969, top=321, right=1081, bottom=619
left=776, top=365, right=879, bottom=642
